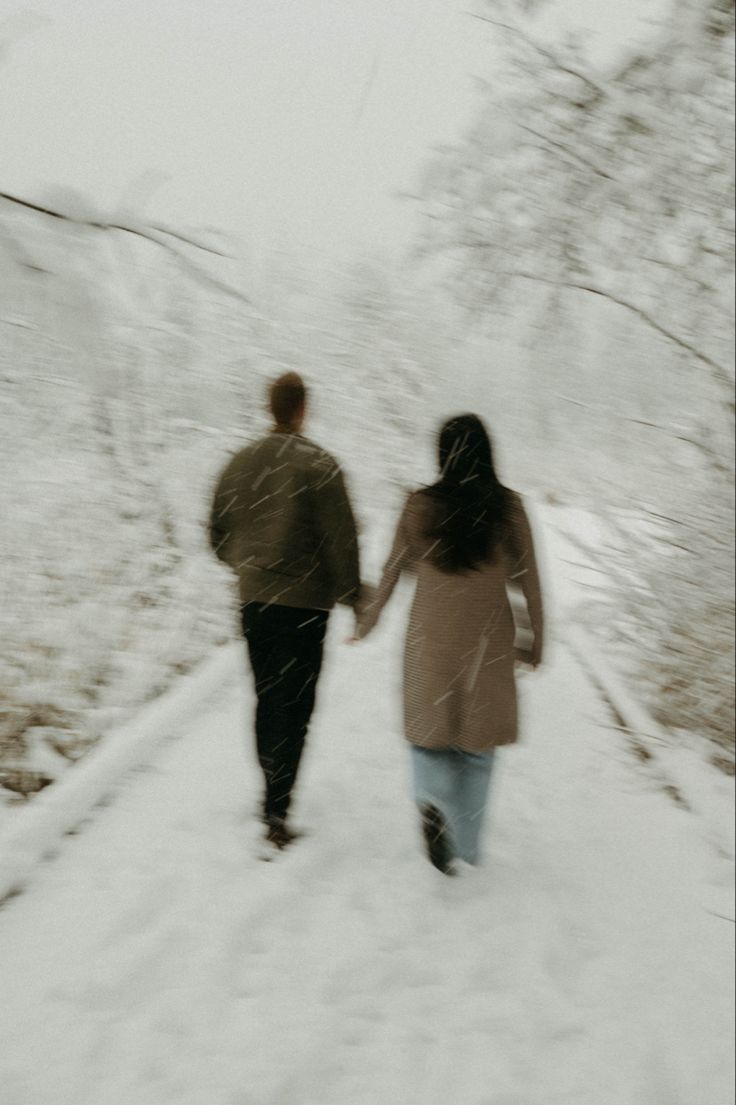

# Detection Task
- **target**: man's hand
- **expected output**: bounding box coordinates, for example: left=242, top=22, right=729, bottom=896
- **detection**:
left=346, top=582, right=375, bottom=645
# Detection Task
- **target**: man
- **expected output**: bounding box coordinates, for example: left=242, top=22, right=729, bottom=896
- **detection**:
left=209, top=372, right=361, bottom=851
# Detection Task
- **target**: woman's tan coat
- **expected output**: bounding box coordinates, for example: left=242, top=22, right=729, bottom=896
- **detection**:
left=358, top=490, right=544, bottom=752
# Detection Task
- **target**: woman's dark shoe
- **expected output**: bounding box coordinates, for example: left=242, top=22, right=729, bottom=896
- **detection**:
left=419, top=803, right=455, bottom=875
left=264, top=816, right=299, bottom=851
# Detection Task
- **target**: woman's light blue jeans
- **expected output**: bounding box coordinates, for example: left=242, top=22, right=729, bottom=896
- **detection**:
left=410, top=745, right=496, bottom=865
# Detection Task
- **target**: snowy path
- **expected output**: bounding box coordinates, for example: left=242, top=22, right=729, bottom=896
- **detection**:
left=1, top=598, right=734, bottom=1105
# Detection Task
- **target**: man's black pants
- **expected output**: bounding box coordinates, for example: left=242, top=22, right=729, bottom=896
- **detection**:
left=241, top=602, right=329, bottom=823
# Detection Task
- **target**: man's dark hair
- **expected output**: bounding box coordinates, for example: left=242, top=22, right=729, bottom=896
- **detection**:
left=269, top=372, right=307, bottom=428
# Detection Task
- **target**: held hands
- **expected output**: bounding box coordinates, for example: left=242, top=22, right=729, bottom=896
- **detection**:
left=514, top=646, right=541, bottom=671
left=345, top=581, right=376, bottom=645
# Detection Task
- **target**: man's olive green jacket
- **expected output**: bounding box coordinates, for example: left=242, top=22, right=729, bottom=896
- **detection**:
left=209, top=430, right=361, bottom=610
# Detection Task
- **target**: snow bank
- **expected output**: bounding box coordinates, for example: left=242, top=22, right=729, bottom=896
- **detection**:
left=0, top=644, right=238, bottom=904
left=564, top=624, right=734, bottom=855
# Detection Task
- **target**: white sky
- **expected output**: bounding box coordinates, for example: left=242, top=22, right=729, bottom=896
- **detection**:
left=0, top=0, right=664, bottom=265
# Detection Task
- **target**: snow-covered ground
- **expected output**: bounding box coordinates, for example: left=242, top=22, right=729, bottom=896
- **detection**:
left=0, top=529, right=733, bottom=1105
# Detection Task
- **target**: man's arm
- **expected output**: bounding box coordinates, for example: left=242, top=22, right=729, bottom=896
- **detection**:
left=310, top=459, right=361, bottom=606
left=208, top=456, right=239, bottom=566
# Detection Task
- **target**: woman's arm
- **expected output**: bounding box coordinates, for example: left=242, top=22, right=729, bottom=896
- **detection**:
left=506, top=495, right=544, bottom=666
left=355, top=496, right=414, bottom=639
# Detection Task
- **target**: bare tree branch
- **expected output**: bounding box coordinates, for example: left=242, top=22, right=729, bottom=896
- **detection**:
left=0, top=189, right=249, bottom=303
left=147, top=224, right=235, bottom=259
left=515, top=122, right=615, bottom=180
left=0, top=189, right=67, bottom=221
left=464, top=11, right=606, bottom=98
left=505, top=270, right=735, bottom=409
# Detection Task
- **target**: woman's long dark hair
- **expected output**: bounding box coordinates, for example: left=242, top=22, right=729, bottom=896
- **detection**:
left=420, top=414, right=511, bottom=574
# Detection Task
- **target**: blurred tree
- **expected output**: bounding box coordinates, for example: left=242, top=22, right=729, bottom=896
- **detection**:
left=418, top=0, right=734, bottom=449
left=330, top=257, right=445, bottom=493
left=416, top=0, right=735, bottom=754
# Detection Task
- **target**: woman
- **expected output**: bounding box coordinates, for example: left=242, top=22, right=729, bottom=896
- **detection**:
left=356, top=414, right=544, bottom=875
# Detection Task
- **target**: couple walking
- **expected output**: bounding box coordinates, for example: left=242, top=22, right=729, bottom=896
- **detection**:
left=209, top=372, right=544, bottom=874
